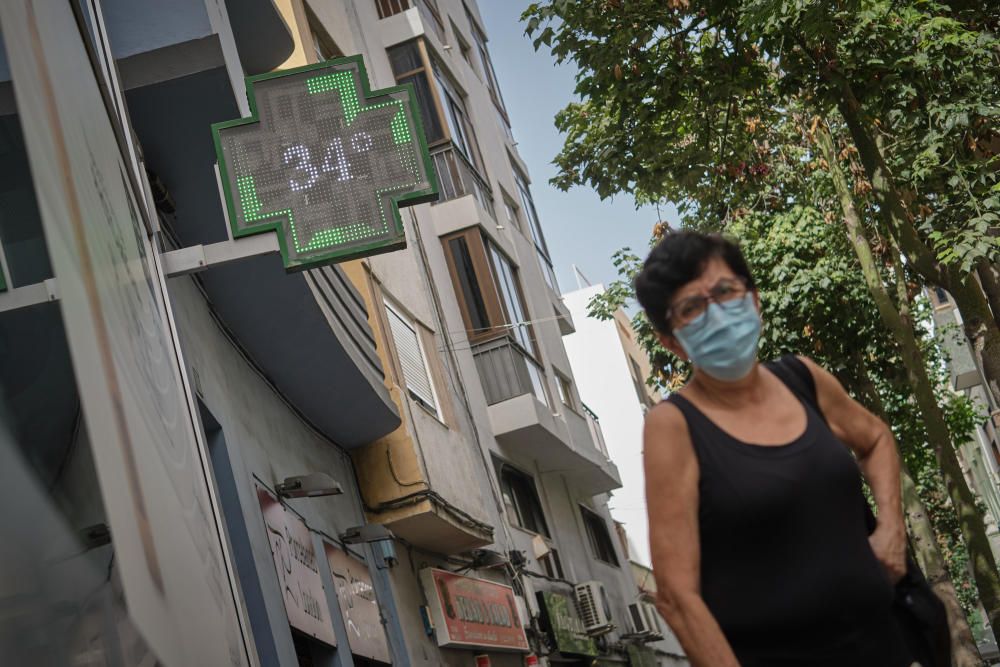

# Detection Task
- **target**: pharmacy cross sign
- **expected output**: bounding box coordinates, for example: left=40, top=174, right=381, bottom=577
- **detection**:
left=212, top=55, right=438, bottom=270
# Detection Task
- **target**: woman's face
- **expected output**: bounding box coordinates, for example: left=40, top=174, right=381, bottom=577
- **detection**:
left=657, top=257, right=761, bottom=361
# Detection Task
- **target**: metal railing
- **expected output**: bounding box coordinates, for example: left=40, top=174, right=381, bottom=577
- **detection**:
left=431, top=145, right=497, bottom=220
left=582, top=403, right=611, bottom=460
left=472, top=336, right=548, bottom=406
left=373, top=0, right=445, bottom=42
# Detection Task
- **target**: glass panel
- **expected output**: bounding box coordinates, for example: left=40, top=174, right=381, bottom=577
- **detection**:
left=387, top=41, right=422, bottom=76
left=513, top=169, right=551, bottom=259
left=489, top=245, right=533, bottom=353
left=448, top=237, right=491, bottom=332
left=395, top=72, right=444, bottom=143
left=525, top=359, right=549, bottom=408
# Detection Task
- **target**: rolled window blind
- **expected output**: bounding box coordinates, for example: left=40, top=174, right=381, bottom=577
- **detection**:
left=385, top=303, right=436, bottom=411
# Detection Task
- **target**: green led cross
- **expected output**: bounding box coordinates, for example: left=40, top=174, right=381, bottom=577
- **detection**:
left=212, top=56, right=438, bottom=270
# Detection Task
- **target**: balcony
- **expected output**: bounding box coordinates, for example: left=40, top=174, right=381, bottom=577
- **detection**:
left=473, top=337, right=621, bottom=494
left=374, top=0, right=446, bottom=43
left=431, top=145, right=497, bottom=221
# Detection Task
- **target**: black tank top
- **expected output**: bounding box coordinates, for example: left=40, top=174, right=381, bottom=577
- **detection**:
left=666, top=358, right=905, bottom=666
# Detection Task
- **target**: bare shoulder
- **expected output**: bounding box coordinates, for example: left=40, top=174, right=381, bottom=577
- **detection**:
left=643, top=401, right=695, bottom=466
left=795, top=355, right=847, bottom=397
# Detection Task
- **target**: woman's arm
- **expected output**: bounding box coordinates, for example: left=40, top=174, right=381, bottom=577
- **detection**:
left=643, top=403, right=742, bottom=667
left=799, top=356, right=907, bottom=583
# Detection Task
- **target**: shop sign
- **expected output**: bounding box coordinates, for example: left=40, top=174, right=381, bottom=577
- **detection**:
left=626, top=645, right=657, bottom=667
left=324, top=541, right=391, bottom=663
left=420, top=568, right=530, bottom=652
left=212, top=56, right=438, bottom=270
left=257, top=485, right=338, bottom=647
left=538, top=591, right=598, bottom=657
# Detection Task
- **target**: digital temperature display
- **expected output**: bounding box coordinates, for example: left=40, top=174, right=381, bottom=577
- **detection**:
left=213, top=56, right=437, bottom=269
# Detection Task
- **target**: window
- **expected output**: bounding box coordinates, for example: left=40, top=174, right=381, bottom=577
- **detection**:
left=433, top=63, right=486, bottom=174
left=496, top=461, right=550, bottom=535
left=454, top=28, right=474, bottom=67
left=488, top=243, right=535, bottom=354
left=538, top=549, right=565, bottom=579
left=374, top=0, right=411, bottom=19
left=556, top=373, right=576, bottom=411
left=580, top=506, right=620, bottom=566
left=306, top=5, right=342, bottom=62
left=465, top=5, right=508, bottom=121
left=387, top=41, right=445, bottom=144
left=512, top=166, right=558, bottom=293
left=384, top=300, right=440, bottom=416
left=502, top=196, right=521, bottom=232
left=442, top=228, right=537, bottom=355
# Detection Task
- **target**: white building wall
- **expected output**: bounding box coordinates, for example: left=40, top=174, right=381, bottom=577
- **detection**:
left=563, top=285, right=656, bottom=566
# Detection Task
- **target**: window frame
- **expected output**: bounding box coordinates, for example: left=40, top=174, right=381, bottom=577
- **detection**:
left=387, top=39, right=448, bottom=146
left=441, top=227, right=538, bottom=358
left=555, top=372, right=577, bottom=413
left=495, top=459, right=550, bottom=537
left=511, top=165, right=559, bottom=293
left=465, top=4, right=509, bottom=123
left=383, top=298, right=442, bottom=419
left=580, top=505, right=621, bottom=567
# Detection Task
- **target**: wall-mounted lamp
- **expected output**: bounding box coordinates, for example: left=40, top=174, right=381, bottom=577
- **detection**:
left=276, top=472, right=343, bottom=499
left=341, top=524, right=398, bottom=568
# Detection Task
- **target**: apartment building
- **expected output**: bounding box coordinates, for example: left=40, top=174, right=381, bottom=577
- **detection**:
left=0, top=0, right=664, bottom=665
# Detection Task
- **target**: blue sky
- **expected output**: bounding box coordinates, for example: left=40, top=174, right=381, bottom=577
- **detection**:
left=478, top=1, right=670, bottom=294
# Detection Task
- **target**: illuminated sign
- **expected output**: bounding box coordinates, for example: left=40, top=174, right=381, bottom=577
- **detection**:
left=420, top=568, right=529, bottom=652
left=213, top=56, right=437, bottom=270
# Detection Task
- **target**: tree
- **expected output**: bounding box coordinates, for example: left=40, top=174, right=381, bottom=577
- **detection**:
left=524, top=0, right=1000, bottom=404
left=524, top=0, right=1000, bottom=647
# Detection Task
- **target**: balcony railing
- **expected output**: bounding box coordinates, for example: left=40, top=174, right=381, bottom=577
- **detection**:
left=582, top=403, right=611, bottom=460
left=431, top=145, right=497, bottom=220
left=373, top=0, right=445, bottom=42
left=472, top=336, right=548, bottom=406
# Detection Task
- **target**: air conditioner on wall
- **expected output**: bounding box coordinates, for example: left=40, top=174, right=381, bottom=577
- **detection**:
left=574, top=581, right=614, bottom=635
left=628, top=601, right=664, bottom=641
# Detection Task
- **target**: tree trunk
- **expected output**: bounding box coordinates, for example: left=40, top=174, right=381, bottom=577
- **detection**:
left=817, top=124, right=1000, bottom=647
left=852, top=353, right=983, bottom=665
left=832, top=80, right=1000, bottom=412
left=976, top=260, right=1000, bottom=327
left=901, top=467, right=985, bottom=667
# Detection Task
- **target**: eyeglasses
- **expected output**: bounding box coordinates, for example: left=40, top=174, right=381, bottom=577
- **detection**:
left=666, top=277, right=750, bottom=331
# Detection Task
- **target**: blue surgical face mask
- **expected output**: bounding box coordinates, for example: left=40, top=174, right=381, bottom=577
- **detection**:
left=672, top=293, right=762, bottom=382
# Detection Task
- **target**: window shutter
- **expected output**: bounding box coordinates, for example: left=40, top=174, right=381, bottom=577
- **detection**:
left=385, top=304, right=436, bottom=411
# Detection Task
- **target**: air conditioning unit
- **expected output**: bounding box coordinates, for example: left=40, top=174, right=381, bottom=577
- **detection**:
left=628, top=601, right=664, bottom=640
left=574, top=581, right=614, bottom=635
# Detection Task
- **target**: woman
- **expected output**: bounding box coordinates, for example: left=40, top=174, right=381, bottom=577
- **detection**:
left=638, top=231, right=909, bottom=667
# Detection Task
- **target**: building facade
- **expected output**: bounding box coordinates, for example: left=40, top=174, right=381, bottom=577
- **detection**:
left=0, top=1, right=662, bottom=666
left=562, top=281, right=688, bottom=666
left=928, top=288, right=1000, bottom=560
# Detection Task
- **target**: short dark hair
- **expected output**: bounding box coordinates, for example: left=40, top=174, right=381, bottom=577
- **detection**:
left=635, top=230, right=755, bottom=333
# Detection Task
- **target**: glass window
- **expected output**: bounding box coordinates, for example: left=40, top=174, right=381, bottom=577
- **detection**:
left=433, top=64, right=486, bottom=174
left=556, top=373, right=575, bottom=410
left=581, top=506, right=620, bottom=566
left=512, top=166, right=558, bottom=292
left=387, top=41, right=445, bottom=143
left=448, top=236, right=491, bottom=333
left=497, top=462, right=550, bottom=536
left=488, top=244, right=534, bottom=354
left=539, top=549, right=564, bottom=579
left=465, top=5, right=508, bottom=119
